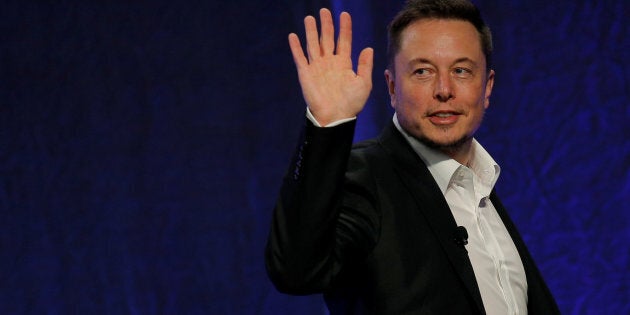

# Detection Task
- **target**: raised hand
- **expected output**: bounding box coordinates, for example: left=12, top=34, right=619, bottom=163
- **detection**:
left=288, top=8, right=374, bottom=126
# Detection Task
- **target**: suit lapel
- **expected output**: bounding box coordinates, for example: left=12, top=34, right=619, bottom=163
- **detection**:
left=377, top=123, right=486, bottom=314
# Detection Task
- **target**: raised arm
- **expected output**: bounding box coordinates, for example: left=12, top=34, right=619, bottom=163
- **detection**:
left=265, top=9, right=377, bottom=294
left=288, top=8, right=374, bottom=126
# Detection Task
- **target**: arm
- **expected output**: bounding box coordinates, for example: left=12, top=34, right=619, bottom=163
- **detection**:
left=266, top=119, right=380, bottom=294
left=266, top=119, right=355, bottom=294
left=265, top=9, right=375, bottom=294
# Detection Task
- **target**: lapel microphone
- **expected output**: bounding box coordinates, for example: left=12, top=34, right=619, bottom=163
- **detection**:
left=454, top=226, right=469, bottom=247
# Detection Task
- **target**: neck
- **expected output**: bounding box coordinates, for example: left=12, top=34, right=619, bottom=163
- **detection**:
left=440, top=140, right=473, bottom=166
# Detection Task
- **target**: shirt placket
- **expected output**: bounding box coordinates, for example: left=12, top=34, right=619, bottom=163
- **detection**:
left=474, top=176, right=518, bottom=315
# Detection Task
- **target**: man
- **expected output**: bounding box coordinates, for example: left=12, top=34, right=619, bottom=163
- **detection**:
left=266, top=0, right=560, bottom=314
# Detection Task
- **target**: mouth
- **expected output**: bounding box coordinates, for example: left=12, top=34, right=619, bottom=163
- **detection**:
left=427, top=110, right=461, bottom=125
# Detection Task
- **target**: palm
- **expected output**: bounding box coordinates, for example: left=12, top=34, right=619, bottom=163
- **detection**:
left=289, top=9, right=373, bottom=126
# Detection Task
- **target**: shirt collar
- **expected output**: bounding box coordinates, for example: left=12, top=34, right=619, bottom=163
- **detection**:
left=392, top=114, right=501, bottom=195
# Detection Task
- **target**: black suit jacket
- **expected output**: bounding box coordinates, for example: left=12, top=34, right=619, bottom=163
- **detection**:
left=266, top=119, right=559, bottom=314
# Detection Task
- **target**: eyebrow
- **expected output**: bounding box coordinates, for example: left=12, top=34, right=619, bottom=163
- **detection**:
left=408, top=57, right=478, bottom=67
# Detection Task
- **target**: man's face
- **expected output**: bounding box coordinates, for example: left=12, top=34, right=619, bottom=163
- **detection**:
left=385, top=19, right=494, bottom=152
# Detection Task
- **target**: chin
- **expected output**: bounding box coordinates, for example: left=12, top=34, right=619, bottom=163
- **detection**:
left=416, top=134, right=471, bottom=152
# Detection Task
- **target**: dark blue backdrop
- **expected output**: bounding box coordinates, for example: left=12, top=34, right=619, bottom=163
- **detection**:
left=1, top=0, right=628, bottom=314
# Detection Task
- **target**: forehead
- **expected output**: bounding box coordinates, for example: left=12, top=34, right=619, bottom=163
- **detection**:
left=396, top=19, right=485, bottom=65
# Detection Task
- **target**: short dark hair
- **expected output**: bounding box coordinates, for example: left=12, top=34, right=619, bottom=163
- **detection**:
left=387, top=0, right=493, bottom=72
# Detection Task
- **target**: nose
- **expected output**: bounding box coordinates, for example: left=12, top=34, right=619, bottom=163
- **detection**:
left=433, top=73, right=453, bottom=102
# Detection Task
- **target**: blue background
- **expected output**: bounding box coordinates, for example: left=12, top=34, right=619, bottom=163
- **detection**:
left=1, top=0, right=628, bottom=314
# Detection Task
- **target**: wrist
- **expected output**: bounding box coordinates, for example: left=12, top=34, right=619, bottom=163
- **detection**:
left=306, top=107, right=356, bottom=127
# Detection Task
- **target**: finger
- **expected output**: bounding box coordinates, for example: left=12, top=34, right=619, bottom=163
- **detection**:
left=336, top=11, right=352, bottom=57
left=303, top=15, right=320, bottom=61
left=319, top=8, right=334, bottom=55
left=356, top=47, right=374, bottom=84
left=288, top=33, right=308, bottom=69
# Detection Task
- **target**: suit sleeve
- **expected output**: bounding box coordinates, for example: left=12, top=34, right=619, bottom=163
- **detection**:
left=265, top=119, right=378, bottom=295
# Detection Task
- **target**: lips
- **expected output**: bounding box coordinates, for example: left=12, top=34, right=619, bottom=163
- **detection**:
left=427, top=110, right=460, bottom=125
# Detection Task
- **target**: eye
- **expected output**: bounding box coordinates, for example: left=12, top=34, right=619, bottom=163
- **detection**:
left=453, top=67, right=473, bottom=78
left=413, top=68, right=431, bottom=76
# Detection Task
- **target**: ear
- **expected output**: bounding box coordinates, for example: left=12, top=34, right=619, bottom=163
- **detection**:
left=484, top=69, right=495, bottom=109
left=384, top=69, right=397, bottom=108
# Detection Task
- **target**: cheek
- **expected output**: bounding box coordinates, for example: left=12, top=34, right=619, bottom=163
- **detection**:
left=468, top=108, right=486, bottom=127
left=398, top=86, right=427, bottom=109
